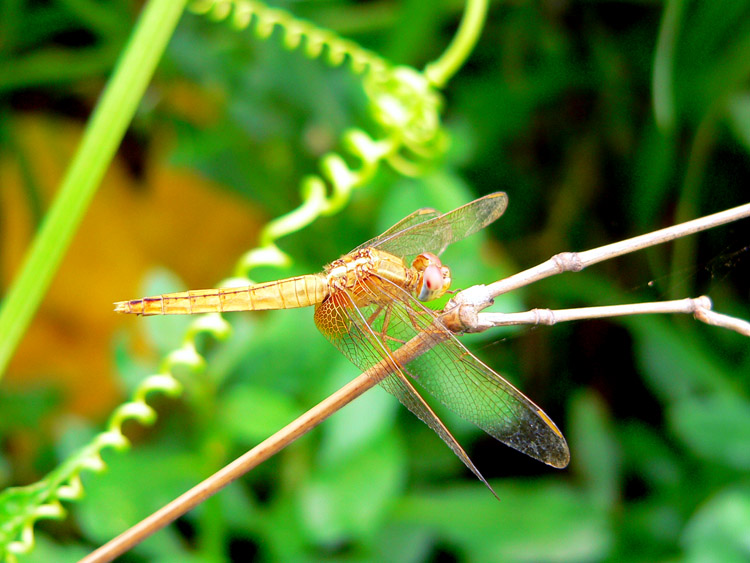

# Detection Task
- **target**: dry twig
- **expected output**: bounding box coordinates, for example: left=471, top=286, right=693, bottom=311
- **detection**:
left=444, top=202, right=750, bottom=334
left=83, top=201, right=750, bottom=562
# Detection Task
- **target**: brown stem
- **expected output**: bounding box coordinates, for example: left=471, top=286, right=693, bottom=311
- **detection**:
left=81, top=329, right=440, bottom=562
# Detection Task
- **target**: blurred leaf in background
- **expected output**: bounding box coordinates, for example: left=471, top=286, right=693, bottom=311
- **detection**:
left=1, top=0, right=749, bottom=561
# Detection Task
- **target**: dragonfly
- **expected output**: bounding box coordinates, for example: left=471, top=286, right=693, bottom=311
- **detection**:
left=115, top=193, right=569, bottom=492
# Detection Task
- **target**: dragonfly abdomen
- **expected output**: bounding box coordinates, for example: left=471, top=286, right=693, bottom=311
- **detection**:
left=114, top=274, right=328, bottom=316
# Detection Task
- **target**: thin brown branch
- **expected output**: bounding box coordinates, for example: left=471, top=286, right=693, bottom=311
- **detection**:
left=475, top=296, right=713, bottom=328
left=491, top=298, right=749, bottom=337
left=448, top=201, right=750, bottom=313
left=81, top=325, right=442, bottom=563
left=80, top=373, right=379, bottom=563
left=693, top=307, right=750, bottom=336
left=470, top=296, right=750, bottom=336
left=444, top=202, right=750, bottom=335
left=84, top=201, right=750, bottom=561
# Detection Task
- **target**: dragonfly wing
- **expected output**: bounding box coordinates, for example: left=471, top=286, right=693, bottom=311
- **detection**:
left=313, top=288, right=496, bottom=493
left=356, top=275, right=570, bottom=468
left=378, top=369, right=498, bottom=497
left=371, top=192, right=508, bottom=259
left=351, top=207, right=440, bottom=253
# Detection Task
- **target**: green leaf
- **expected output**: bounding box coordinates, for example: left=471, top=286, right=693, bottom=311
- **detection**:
left=727, top=92, right=750, bottom=151
left=668, top=394, right=750, bottom=469
left=393, top=481, right=612, bottom=562
left=218, top=384, right=302, bottom=444
left=0, top=386, right=60, bottom=432
left=14, top=532, right=89, bottom=563
left=76, top=444, right=203, bottom=559
left=630, top=317, right=734, bottom=402
left=297, top=431, right=405, bottom=546
left=620, top=422, right=683, bottom=493
left=375, top=522, right=434, bottom=563
left=236, top=307, right=336, bottom=395
left=317, top=358, right=399, bottom=465
left=682, top=483, right=750, bottom=563
left=569, top=389, right=621, bottom=509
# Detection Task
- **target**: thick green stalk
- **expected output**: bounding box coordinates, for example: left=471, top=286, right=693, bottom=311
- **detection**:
left=0, top=0, right=188, bottom=379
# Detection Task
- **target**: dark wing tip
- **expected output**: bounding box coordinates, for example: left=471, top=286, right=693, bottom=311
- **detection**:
left=546, top=443, right=571, bottom=469
left=535, top=408, right=570, bottom=468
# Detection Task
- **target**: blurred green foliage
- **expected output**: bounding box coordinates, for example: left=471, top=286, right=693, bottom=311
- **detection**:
left=1, top=0, right=749, bottom=561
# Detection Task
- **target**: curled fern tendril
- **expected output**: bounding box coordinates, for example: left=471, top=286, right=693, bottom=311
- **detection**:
left=0, top=1, right=489, bottom=559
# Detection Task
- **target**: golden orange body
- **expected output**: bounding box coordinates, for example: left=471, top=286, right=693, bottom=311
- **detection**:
left=113, top=248, right=440, bottom=316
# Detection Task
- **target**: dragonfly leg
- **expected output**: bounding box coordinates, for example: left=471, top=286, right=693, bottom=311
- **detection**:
left=403, top=300, right=446, bottom=337
left=366, top=304, right=384, bottom=325
left=368, top=304, right=405, bottom=346
left=372, top=303, right=416, bottom=353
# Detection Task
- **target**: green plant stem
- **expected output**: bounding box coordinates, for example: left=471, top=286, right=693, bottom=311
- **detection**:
left=653, top=0, right=685, bottom=133
left=0, top=0, right=188, bottom=380
left=423, top=0, right=488, bottom=88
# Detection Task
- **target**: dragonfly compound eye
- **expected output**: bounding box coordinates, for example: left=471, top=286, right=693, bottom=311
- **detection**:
left=414, top=253, right=451, bottom=301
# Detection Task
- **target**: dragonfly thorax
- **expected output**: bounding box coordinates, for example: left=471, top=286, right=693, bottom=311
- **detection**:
left=323, top=247, right=450, bottom=304
left=324, top=248, right=384, bottom=290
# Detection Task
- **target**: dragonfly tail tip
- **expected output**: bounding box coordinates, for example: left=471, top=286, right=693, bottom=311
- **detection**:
left=113, top=301, right=131, bottom=314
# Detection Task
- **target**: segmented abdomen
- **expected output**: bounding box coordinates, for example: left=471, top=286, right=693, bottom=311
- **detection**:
left=114, top=274, right=328, bottom=316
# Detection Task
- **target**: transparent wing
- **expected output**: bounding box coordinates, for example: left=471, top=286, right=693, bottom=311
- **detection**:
left=313, top=287, right=497, bottom=494
left=362, top=193, right=509, bottom=260
left=317, top=274, right=570, bottom=469
left=351, top=207, right=440, bottom=253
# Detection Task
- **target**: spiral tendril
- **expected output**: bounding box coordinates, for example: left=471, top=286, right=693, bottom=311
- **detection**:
left=0, top=1, right=453, bottom=559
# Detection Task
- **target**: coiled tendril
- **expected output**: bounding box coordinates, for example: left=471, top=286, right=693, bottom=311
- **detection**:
left=0, top=1, right=483, bottom=559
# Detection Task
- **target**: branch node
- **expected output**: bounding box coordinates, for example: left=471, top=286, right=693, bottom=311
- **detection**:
left=552, top=252, right=584, bottom=273
left=692, top=295, right=713, bottom=313
left=533, top=308, right=557, bottom=326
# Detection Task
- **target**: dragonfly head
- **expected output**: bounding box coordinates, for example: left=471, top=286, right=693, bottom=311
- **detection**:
left=413, top=252, right=452, bottom=302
